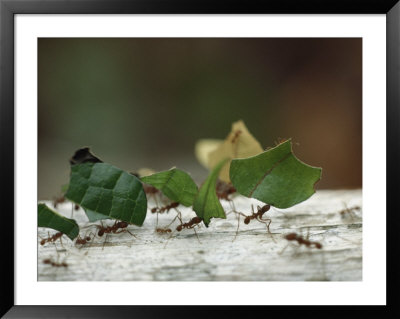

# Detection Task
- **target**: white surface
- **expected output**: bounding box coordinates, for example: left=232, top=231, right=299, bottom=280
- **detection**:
left=38, top=190, right=362, bottom=281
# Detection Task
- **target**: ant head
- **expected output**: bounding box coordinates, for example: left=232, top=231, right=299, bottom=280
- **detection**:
left=285, top=233, right=297, bottom=241
left=151, top=208, right=157, bottom=213
left=85, top=236, right=91, bottom=241
left=98, top=230, right=104, bottom=237
left=176, top=225, right=183, bottom=232
left=261, top=204, right=271, bottom=213
left=191, top=217, right=202, bottom=224
left=315, top=243, right=322, bottom=249
left=40, top=239, right=46, bottom=245
left=244, top=217, right=250, bottom=224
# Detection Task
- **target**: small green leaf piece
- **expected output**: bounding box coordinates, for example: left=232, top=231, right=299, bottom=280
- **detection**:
left=193, top=158, right=229, bottom=227
left=230, top=139, right=322, bottom=208
left=38, top=203, right=79, bottom=240
left=84, top=209, right=111, bottom=222
left=65, top=162, right=147, bottom=226
left=141, top=168, right=198, bottom=207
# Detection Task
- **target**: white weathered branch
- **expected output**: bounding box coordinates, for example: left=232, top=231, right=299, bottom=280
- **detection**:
left=38, top=189, right=362, bottom=281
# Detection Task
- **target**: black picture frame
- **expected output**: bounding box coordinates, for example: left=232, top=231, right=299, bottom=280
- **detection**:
left=1, top=0, right=399, bottom=318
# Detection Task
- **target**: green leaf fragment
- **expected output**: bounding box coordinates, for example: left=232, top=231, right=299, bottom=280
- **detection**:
left=65, top=162, right=147, bottom=226
left=230, top=139, right=322, bottom=208
left=84, top=209, right=111, bottom=222
left=193, top=158, right=229, bottom=227
left=38, top=203, right=79, bottom=240
left=141, top=168, right=198, bottom=207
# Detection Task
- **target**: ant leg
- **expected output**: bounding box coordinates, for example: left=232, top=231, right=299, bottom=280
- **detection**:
left=278, top=242, right=290, bottom=255
left=59, top=235, right=65, bottom=249
left=164, top=209, right=181, bottom=229
left=102, top=234, right=109, bottom=251
left=123, top=229, right=138, bottom=239
left=232, top=212, right=240, bottom=242
left=163, top=230, right=176, bottom=249
left=257, top=215, right=275, bottom=241
left=193, top=227, right=201, bottom=244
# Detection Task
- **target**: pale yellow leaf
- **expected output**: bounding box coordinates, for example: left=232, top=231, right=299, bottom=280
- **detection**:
left=137, top=167, right=157, bottom=177
left=194, top=139, right=224, bottom=168
left=207, top=120, right=263, bottom=182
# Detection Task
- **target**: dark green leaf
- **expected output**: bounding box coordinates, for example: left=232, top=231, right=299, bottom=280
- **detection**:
left=141, top=168, right=198, bottom=206
left=65, top=162, right=147, bottom=226
left=69, top=147, right=103, bottom=165
left=38, top=203, right=79, bottom=240
left=193, top=158, right=229, bottom=227
left=230, top=139, right=322, bottom=208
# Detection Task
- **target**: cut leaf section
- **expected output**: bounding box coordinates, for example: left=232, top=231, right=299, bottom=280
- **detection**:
left=230, top=139, right=322, bottom=208
left=207, top=120, right=263, bottom=183
left=38, top=203, right=79, bottom=240
left=193, top=158, right=229, bottom=227
left=141, top=168, right=198, bottom=207
left=65, top=162, right=147, bottom=226
left=194, top=139, right=223, bottom=168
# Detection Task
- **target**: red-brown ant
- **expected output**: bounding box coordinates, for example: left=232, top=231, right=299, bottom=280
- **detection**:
left=143, top=184, right=160, bottom=195
left=176, top=217, right=203, bottom=232
left=96, top=220, right=135, bottom=237
left=95, top=220, right=136, bottom=250
left=231, top=130, right=242, bottom=144
left=284, top=232, right=323, bottom=249
left=53, top=195, right=66, bottom=208
left=151, top=202, right=179, bottom=213
left=40, top=232, right=64, bottom=246
left=216, top=180, right=236, bottom=201
left=43, top=258, right=68, bottom=268
left=230, top=204, right=274, bottom=242
left=75, top=234, right=93, bottom=246
left=339, top=203, right=361, bottom=220
left=243, top=204, right=271, bottom=225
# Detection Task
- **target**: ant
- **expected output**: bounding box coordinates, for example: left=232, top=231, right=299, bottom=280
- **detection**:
left=96, top=220, right=133, bottom=237
left=216, top=180, right=236, bottom=201
left=339, top=203, right=361, bottom=220
left=43, top=258, right=68, bottom=268
left=163, top=216, right=203, bottom=248
left=156, top=228, right=172, bottom=234
left=230, top=204, right=274, bottom=242
left=95, top=220, right=136, bottom=250
left=231, top=129, right=242, bottom=144
left=53, top=195, right=66, bottom=208
left=75, top=234, right=93, bottom=246
left=40, top=232, right=64, bottom=246
left=152, top=202, right=179, bottom=213
left=143, top=184, right=160, bottom=196
left=283, top=232, right=323, bottom=250
left=243, top=204, right=271, bottom=225
left=176, top=217, right=203, bottom=232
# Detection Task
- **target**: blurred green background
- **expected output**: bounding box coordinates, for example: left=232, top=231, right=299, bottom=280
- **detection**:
left=38, top=38, right=362, bottom=199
